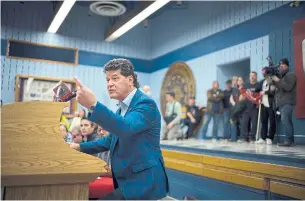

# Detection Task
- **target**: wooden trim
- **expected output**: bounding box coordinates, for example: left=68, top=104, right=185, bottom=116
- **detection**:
left=6, top=39, right=78, bottom=66
left=7, top=38, right=78, bottom=51
left=162, top=150, right=305, bottom=183
left=14, top=75, right=77, bottom=114
left=162, top=149, right=305, bottom=199
left=75, top=49, right=79, bottom=66
left=270, top=181, right=305, bottom=200
left=164, top=157, right=265, bottom=190
left=14, top=75, right=20, bottom=102
left=7, top=55, right=78, bottom=67
left=6, top=38, right=9, bottom=57
left=16, top=75, right=74, bottom=83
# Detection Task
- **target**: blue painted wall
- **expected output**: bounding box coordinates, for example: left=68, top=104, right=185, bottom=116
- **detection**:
left=149, top=3, right=305, bottom=143
left=1, top=1, right=305, bottom=141
left=150, top=1, right=286, bottom=59
left=1, top=1, right=151, bottom=109
left=1, top=1, right=151, bottom=59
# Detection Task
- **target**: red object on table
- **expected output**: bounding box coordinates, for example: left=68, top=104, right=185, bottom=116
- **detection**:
left=89, top=177, right=114, bottom=199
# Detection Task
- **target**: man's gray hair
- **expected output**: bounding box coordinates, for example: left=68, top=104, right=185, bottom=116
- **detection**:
left=103, top=58, right=140, bottom=88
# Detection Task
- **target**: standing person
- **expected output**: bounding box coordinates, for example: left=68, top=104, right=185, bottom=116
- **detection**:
left=223, top=80, right=233, bottom=140
left=256, top=68, right=276, bottom=145
left=198, top=81, right=224, bottom=141
left=230, top=77, right=246, bottom=141
left=232, top=76, right=238, bottom=88
left=272, top=58, right=297, bottom=147
left=240, top=72, right=261, bottom=143
left=69, top=58, right=168, bottom=200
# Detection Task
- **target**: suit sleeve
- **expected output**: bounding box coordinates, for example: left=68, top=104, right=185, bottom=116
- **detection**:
left=88, top=98, right=160, bottom=139
left=80, top=134, right=112, bottom=154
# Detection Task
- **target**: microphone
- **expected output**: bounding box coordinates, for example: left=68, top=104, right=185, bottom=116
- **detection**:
left=53, top=82, right=77, bottom=102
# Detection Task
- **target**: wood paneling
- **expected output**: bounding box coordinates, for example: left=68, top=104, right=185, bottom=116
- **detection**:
left=1, top=101, right=106, bottom=187
left=5, top=184, right=89, bottom=200
left=162, top=149, right=305, bottom=199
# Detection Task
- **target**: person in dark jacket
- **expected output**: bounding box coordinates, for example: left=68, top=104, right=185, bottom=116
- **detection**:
left=223, top=80, right=233, bottom=140
left=198, top=81, right=224, bottom=141
left=272, top=58, right=297, bottom=147
left=183, top=96, right=201, bottom=139
left=230, top=77, right=247, bottom=141
left=239, top=72, right=262, bottom=143
left=256, top=68, right=276, bottom=145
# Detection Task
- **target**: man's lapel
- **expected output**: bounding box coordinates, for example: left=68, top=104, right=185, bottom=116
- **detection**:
left=126, top=89, right=142, bottom=114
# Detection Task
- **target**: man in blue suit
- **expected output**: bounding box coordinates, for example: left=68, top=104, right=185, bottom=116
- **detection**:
left=70, top=59, right=169, bottom=200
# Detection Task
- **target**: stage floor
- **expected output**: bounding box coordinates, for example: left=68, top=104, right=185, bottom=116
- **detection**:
left=161, top=139, right=305, bottom=168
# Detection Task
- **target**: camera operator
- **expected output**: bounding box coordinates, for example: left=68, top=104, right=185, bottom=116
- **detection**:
left=272, top=58, right=297, bottom=147
left=256, top=68, right=276, bottom=145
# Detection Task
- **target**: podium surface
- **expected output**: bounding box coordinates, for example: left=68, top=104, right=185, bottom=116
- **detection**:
left=1, top=102, right=107, bottom=200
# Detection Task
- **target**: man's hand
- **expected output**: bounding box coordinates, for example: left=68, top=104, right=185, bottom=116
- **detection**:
left=69, top=142, right=80, bottom=151
left=272, top=76, right=280, bottom=82
left=260, top=91, right=265, bottom=96
left=187, top=112, right=196, bottom=123
left=212, top=94, right=217, bottom=98
left=73, top=77, right=97, bottom=109
left=167, top=122, right=173, bottom=129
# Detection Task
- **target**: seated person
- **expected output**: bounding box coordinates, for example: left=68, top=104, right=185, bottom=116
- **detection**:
left=60, top=112, right=70, bottom=131
left=88, top=126, right=113, bottom=199
left=71, top=128, right=83, bottom=144
left=80, top=118, right=99, bottom=142
left=182, top=96, right=201, bottom=139
left=59, top=124, right=73, bottom=143
left=97, top=126, right=112, bottom=177
left=69, top=109, right=86, bottom=132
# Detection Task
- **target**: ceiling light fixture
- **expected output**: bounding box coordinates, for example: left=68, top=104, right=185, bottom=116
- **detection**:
left=47, top=0, right=76, bottom=33
left=105, top=0, right=170, bottom=42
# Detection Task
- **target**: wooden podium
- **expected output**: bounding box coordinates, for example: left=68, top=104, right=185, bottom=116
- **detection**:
left=1, top=102, right=107, bottom=200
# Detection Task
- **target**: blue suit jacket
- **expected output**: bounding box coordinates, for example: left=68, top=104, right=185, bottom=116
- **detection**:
left=80, top=90, right=169, bottom=200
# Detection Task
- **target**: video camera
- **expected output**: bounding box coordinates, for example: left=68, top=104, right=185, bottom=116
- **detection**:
left=263, top=56, right=280, bottom=77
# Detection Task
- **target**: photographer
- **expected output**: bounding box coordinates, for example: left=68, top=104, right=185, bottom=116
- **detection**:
left=256, top=68, right=276, bottom=145
left=272, top=58, right=297, bottom=147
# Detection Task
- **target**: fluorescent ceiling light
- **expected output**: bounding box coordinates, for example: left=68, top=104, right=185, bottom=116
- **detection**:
left=47, top=0, right=76, bottom=33
left=106, top=0, right=170, bottom=42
